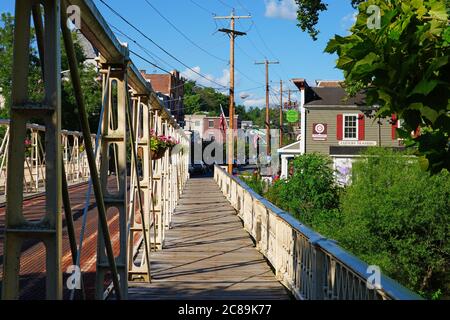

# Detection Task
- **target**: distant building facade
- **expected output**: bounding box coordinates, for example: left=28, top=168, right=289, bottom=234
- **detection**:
left=278, top=79, right=403, bottom=184
left=184, top=114, right=240, bottom=143
left=140, top=70, right=186, bottom=125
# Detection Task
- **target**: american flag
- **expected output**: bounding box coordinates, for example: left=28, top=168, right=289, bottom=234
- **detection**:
left=219, top=104, right=228, bottom=132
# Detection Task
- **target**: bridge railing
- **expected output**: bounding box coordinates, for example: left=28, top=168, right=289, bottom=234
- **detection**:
left=0, top=119, right=92, bottom=194
left=2, top=0, right=190, bottom=300
left=214, top=165, right=422, bottom=300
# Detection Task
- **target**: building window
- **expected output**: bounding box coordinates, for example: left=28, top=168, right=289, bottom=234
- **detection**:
left=208, top=120, right=215, bottom=128
left=195, top=121, right=200, bottom=127
left=343, top=114, right=358, bottom=140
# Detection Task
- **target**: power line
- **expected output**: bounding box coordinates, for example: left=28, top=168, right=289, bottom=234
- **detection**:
left=129, top=45, right=226, bottom=92
left=97, top=0, right=228, bottom=89
left=235, top=66, right=264, bottom=86
left=143, top=0, right=228, bottom=63
left=216, top=0, right=234, bottom=9
left=111, top=24, right=175, bottom=71
left=109, top=26, right=264, bottom=105
left=129, top=49, right=172, bottom=74
left=235, top=0, right=251, bottom=15
left=189, top=0, right=216, bottom=15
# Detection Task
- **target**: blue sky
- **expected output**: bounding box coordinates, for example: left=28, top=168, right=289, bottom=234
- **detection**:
left=1, top=0, right=357, bottom=108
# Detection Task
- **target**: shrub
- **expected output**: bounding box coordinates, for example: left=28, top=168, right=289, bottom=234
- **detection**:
left=240, top=172, right=265, bottom=196
left=266, top=153, right=341, bottom=227
left=337, top=148, right=450, bottom=299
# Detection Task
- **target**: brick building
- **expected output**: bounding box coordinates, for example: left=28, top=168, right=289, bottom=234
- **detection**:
left=140, top=70, right=186, bottom=125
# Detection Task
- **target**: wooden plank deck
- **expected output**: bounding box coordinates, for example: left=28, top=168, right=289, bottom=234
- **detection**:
left=128, top=177, right=291, bottom=300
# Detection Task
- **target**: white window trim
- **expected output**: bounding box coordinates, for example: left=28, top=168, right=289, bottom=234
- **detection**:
left=208, top=120, right=215, bottom=129
left=343, top=113, right=359, bottom=141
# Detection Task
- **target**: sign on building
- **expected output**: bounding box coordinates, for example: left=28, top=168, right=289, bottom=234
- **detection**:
left=338, top=141, right=377, bottom=146
left=312, top=123, right=328, bottom=141
left=286, top=110, right=299, bottom=123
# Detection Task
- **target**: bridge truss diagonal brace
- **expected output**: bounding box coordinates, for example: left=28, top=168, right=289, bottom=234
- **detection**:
left=2, top=0, right=63, bottom=301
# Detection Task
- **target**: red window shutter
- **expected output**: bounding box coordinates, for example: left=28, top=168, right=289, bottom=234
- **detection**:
left=413, top=126, right=421, bottom=138
left=336, top=114, right=343, bottom=141
left=392, top=114, right=398, bottom=140
left=358, top=114, right=365, bottom=141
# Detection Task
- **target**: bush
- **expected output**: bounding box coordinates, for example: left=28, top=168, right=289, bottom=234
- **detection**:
left=266, top=153, right=341, bottom=227
left=240, top=172, right=265, bottom=196
left=245, top=150, right=449, bottom=298
left=337, top=148, right=449, bottom=299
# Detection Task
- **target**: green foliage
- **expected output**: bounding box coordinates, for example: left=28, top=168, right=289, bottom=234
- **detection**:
left=324, top=0, right=450, bottom=173
left=241, top=172, right=266, bottom=196
left=184, top=81, right=229, bottom=116
left=0, top=12, right=102, bottom=132
left=251, top=149, right=449, bottom=298
left=265, top=153, right=341, bottom=226
left=294, top=0, right=364, bottom=40
left=336, top=148, right=450, bottom=299
left=149, top=132, right=178, bottom=152
left=0, top=12, right=44, bottom=118
left=183, top=81, right=284, bottom=130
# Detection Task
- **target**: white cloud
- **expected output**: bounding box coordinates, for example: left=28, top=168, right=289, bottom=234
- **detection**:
left=240, top=92, right=266, bottom=108
left=181, top=66, right=230, bottom=90
left=341, top=11, right=358, bottom=31
left=265, top=0, right=297, bottom=20
left=243, top=98, right=266, bottom=108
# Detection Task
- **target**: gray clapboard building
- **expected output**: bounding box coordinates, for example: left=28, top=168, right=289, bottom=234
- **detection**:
left=278, top=79, right=403, bottom=183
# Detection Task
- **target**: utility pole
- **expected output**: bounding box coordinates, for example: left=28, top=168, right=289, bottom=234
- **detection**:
left=279, top=80, right=283, bottom=147
left=288, top=89, right=291, bottom=106
left=255, top=59, right=279, bottom=156
left=215, top=10, right=251, bottom=175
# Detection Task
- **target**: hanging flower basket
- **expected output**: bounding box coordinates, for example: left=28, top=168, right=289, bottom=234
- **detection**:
left=150, top=132, right=179, bottom=161
left=151, top=147, right=167, bottom=160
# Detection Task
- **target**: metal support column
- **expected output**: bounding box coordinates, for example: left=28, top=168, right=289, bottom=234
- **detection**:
left=2, top=0, right=62, bottom=300
left=95, top=61, right=128, bottom=299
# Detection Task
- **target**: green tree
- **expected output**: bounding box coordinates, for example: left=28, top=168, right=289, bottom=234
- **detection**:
left=0, top=12, right=43, bottom=118
left=294, top=0, right=365, bottom=40
left=183, top=81, right=251, bottom=119
left=337, top=148, right=449, bottom=299
left=61, top=32, right=102, bottom=132
left=265, top=153, right=341, bottom=226
left=0, top=12, right=102, bottom=132
left=324, top=0, right=450, bottom=173
left=294, top=1, right=450, bottom=173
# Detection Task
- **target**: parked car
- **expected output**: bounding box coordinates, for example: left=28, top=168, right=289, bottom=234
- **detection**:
left=189, top=162, right=207, bottom=175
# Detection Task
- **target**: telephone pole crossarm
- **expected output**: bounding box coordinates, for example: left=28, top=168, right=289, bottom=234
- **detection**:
left=218, top=28, right=246, bottom=36
left=214, top=15, right=252, bottom=20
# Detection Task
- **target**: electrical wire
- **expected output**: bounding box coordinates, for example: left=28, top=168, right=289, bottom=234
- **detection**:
left=111, top=24, right=175, bottom=71
left=216, top=0, right=234, bottom=10
left=97, top=0, right=228, bottom=89
left=189, top=0, right=216, bottom=15
left=143, top=0, right=228, bottom=63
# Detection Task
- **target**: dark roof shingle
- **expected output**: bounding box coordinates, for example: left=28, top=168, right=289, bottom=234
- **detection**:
left=305, top=87, right=366, bottom=106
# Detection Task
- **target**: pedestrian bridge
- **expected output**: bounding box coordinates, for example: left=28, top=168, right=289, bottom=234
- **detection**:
left=127, top=169, right=418, bottom=300
left=0, top=0, right=420, bottom=300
